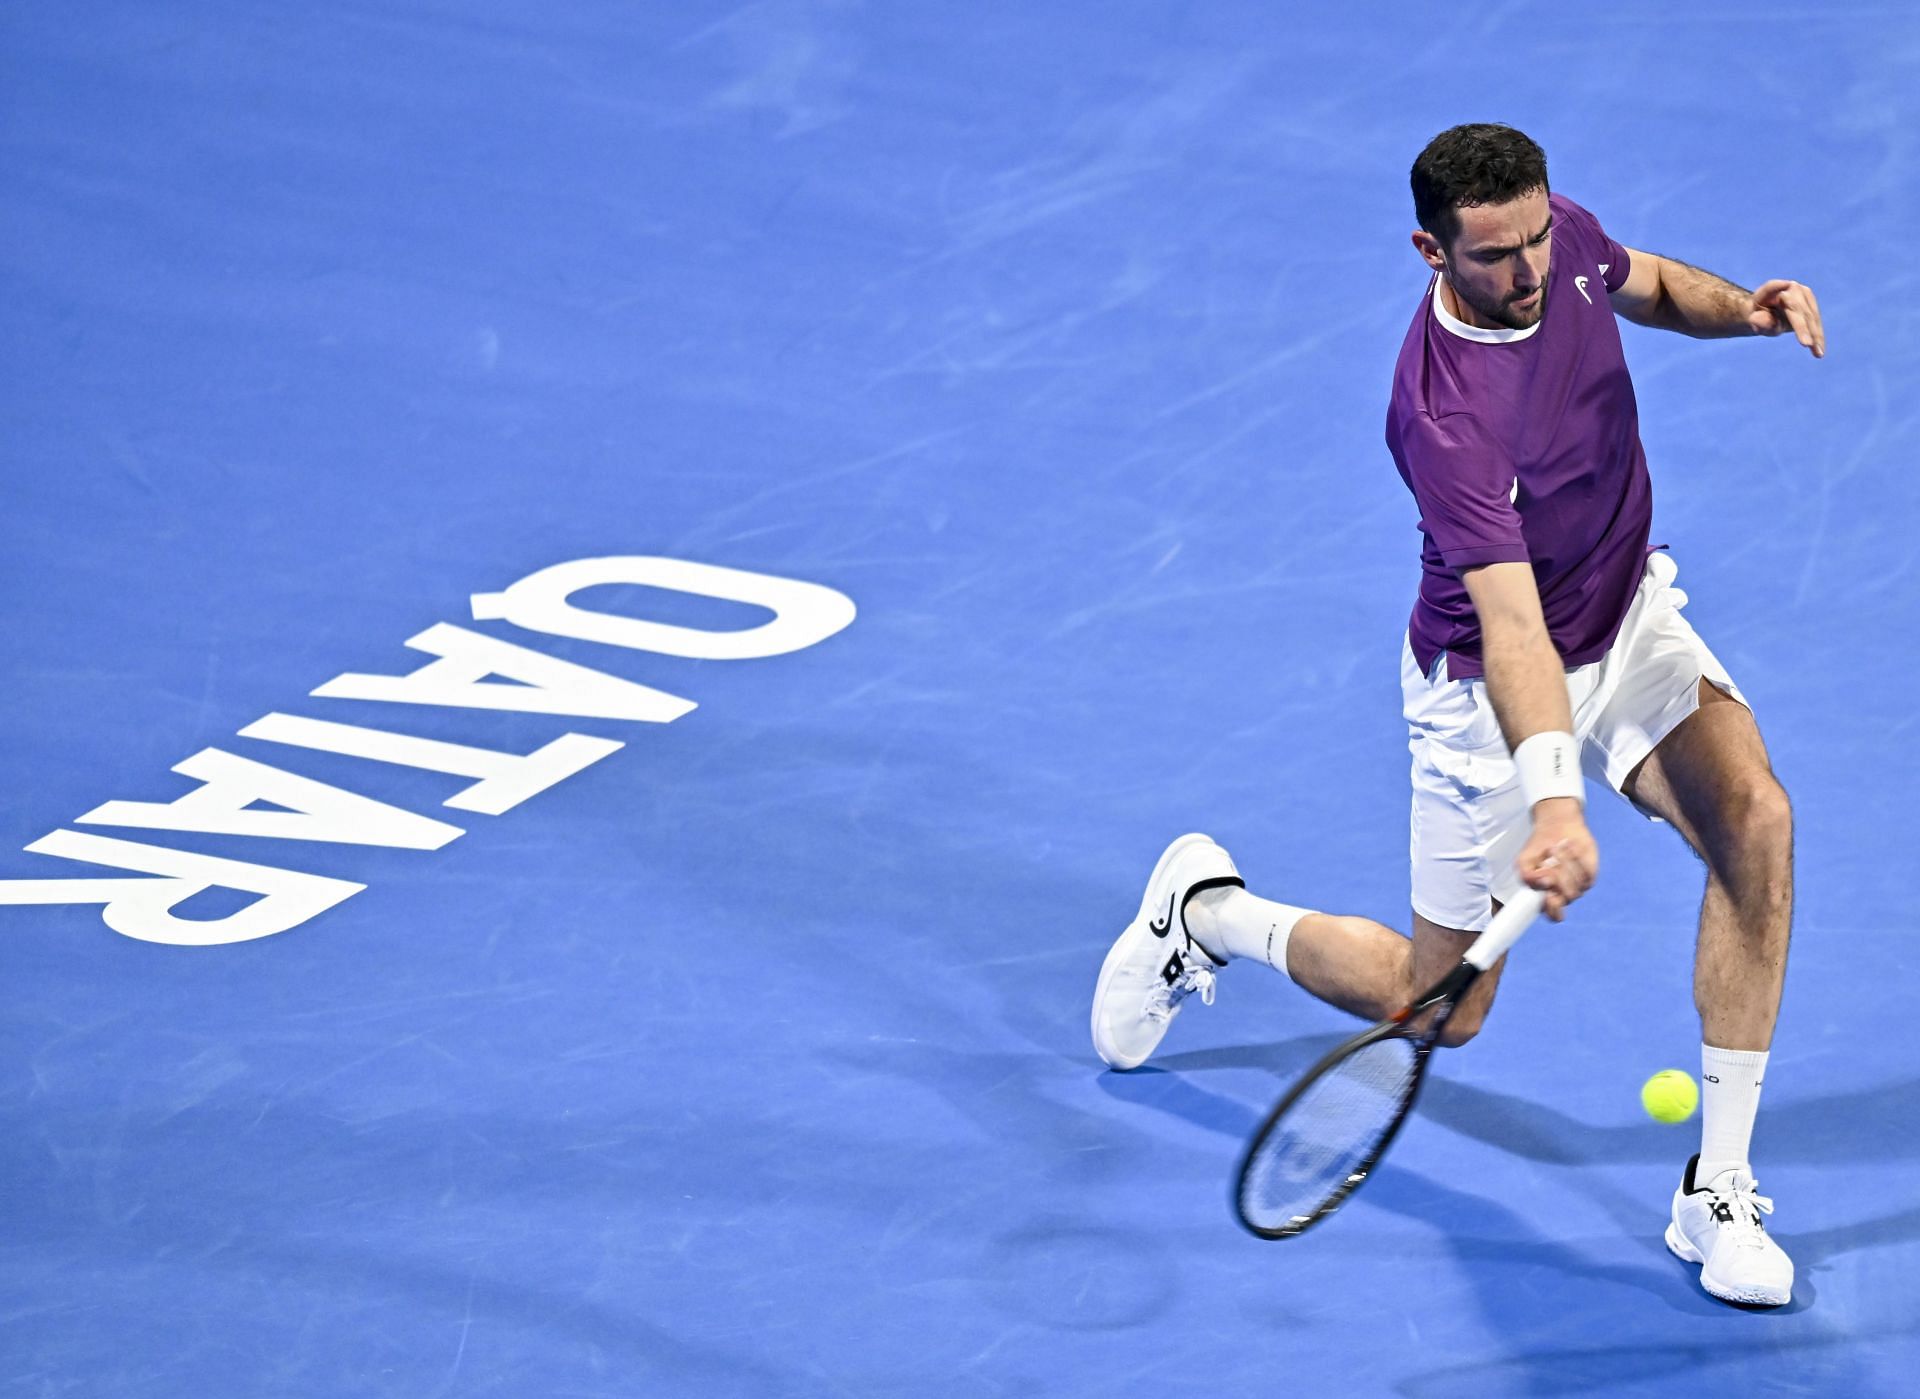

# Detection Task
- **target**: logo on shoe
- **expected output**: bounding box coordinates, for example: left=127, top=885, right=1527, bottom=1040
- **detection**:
left=1149, top=893, right=1177, bottom=939
left=1162, top=950, right=1186, bottom=985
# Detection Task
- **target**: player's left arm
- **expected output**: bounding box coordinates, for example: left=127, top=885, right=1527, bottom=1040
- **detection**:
left=1609, top=248, right=1825, bottom=358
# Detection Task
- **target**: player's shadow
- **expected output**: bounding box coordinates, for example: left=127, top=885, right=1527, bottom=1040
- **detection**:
left=1378, top=1169, right=1916, bottom=1399
left=1149, top=1035, right=1344, bottom=1079
left=1104, top=1037, right=1920, bottom=1296
left=1418, top=1072, right=1920, bottom=1168
left=1365, top=1161, right=1692, bottom=1308
left=1389, top=1325, right=1907, bottom=1399
left=1130, top=1034, right=1920, bottom=1176
left=1768, top=1202, right=1920, bottom=1274
left=1092, top=1032, right=1344, bottom=1138
left=1092, top=1063, right=1264, bottom=1138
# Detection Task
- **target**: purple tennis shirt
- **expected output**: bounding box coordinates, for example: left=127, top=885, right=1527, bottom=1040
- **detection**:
left=1387, top=193, right=1651, bottom=681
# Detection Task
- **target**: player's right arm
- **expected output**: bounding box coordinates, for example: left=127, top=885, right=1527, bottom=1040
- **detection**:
left=1460, top=561, right=1598, bottom=921
left=1610, top=247, right=1825, bottom=357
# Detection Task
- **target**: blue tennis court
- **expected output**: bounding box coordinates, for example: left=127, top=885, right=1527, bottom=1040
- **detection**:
left=5, top=3, right=1917, bottom=1394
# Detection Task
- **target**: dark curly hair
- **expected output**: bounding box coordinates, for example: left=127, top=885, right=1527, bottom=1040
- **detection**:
left=1411, top=124, right=1549, bottom=247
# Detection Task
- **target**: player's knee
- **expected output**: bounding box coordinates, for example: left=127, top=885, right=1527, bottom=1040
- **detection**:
left=1749, top=780, right=1793, bottom=855
left=1720, top=776, right=1793, bottom=867
left=1435, top=1008, right=1488, bottom=1049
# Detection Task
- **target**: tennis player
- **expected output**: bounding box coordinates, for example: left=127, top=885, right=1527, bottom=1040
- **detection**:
left=1092, top=123, right=1822, bottom=1307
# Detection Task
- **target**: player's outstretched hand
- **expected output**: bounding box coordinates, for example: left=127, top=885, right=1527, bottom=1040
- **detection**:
left=1747, top=279, right=1825, bottom=358
left=1517, top=798, right=1598, bottom=923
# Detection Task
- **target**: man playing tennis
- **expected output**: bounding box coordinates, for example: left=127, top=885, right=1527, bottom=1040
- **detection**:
left=1091, top=123, right=1823, bottom=1307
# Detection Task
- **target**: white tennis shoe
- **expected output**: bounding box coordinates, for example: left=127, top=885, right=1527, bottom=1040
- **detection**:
left=1090, top=833, right=1243, bottom=1070
left=1665, top=1154, right=1794, bottom=1307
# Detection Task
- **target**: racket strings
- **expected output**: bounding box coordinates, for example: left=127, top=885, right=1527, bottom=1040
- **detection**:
left=1240, top=1036, right=1419, bottom=1232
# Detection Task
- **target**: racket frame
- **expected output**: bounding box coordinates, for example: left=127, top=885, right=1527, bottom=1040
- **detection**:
left=1232, top=887, right=1544, bottom=1240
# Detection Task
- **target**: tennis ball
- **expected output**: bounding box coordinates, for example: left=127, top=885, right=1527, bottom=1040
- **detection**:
left=1641, top=1069, right=1699, bottom=1123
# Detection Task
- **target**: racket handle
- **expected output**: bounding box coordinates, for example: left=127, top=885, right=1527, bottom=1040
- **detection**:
left=1463, top=886, right=1546, bottom=970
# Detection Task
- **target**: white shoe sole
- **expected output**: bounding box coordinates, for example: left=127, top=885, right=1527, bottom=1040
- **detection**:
left=1090, top=833, right=1214, bottom=1071
left=1664, top=1222, right=1791, bottom=1307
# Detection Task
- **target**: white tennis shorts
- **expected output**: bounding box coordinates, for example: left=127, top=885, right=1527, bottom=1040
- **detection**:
left=1403, top=551, right=1746, bottom=932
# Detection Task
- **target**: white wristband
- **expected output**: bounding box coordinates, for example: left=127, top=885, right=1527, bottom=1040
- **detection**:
left=1514, top=731, right=1584, bottom=809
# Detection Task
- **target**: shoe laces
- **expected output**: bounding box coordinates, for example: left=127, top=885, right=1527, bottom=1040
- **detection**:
left=1144, top=959, right=1215, bottom=1022
left=1704, top=1171, right=1776, bottom=1247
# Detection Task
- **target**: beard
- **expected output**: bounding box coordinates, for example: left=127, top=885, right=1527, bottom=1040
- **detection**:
left=1459, top=272, right=1550, bottom=330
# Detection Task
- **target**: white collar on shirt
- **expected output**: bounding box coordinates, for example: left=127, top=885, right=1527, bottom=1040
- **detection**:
left=1430, top=274, right=1541, bottom=344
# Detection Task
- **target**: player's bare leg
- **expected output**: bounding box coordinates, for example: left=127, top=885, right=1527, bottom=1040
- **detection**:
left=1624, top=680, right=1793, bottom=1053
left=1275, top=912, right=1413, bottom=1018
left=1212, top=905, right=1508, bottom=1048
left=1625, top=678, right=1795, bottom=1305
left=1406, top=912, right=1507, bottom=1045
left=1094, top=835, right=1517, bottom=1071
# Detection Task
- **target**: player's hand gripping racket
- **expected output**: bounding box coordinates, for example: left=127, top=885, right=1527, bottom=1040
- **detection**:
left=1234, top=886, right=1546, bottom=1239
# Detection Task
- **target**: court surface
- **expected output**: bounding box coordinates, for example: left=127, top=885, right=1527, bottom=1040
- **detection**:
left=5, top=3, right=1918, bottom=1395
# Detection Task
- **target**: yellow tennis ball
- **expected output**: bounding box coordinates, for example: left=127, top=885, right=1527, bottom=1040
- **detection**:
left=1641, top=1069, right=1699, bottom=1123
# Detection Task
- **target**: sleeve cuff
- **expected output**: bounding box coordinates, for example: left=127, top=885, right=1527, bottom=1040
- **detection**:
left=1603, top=245, right=1632, bottom=293
left=1439, top=543, right=1533, bottom=569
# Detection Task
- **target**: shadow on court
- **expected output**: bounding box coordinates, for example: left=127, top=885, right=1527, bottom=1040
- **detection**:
left=1390, top=1324, right=1909, bottom=1399
left=1420, top=1073, right=1920, bottom=1166
left=1093, top=1036, right=1920, bottom=1352
left=1355, top=1165, right=1912, bottom=1397
left=1119, top=1034, right=1920, bottom=1171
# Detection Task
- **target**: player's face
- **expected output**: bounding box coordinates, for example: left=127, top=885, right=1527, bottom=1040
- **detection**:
left=1441, top=188, right=1554, bottom=330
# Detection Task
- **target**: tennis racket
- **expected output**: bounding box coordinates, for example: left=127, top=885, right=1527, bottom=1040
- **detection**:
left=1234, top=886, right=1545, bottom=1239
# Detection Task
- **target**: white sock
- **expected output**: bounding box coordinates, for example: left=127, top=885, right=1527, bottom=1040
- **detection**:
left=1185, top=887, right=1310, bottom=978
left=1697, top=1043, right=1769, bottom=1185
